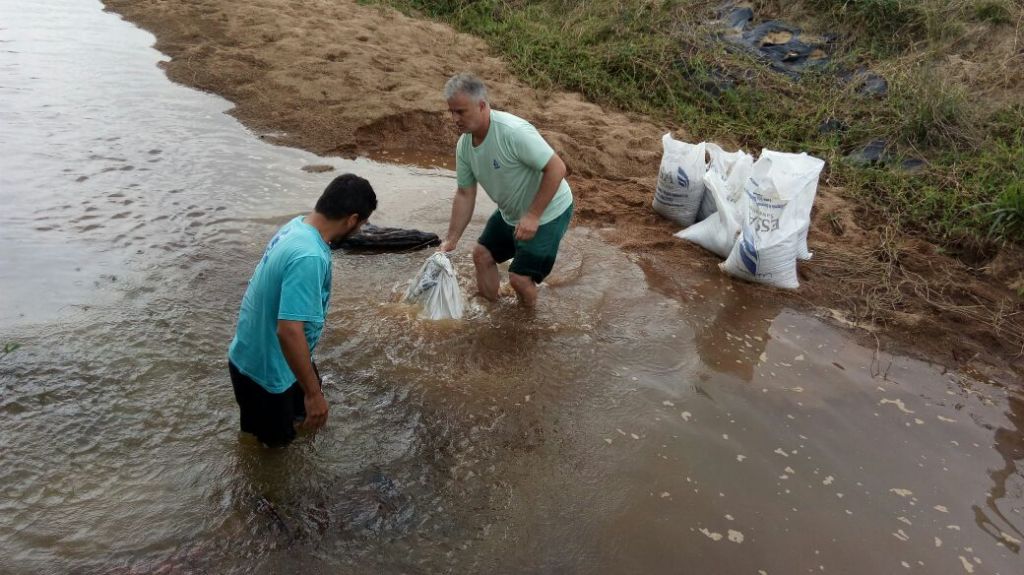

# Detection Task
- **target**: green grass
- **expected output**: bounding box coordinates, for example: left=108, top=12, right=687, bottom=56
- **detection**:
left=889, top=66, right=976, bottom=149
left=974, top=0, right=1014, bottom=24
left=988, top=181, right=1024, bottom=239
left=802, top=0, right=970, bottom=52
left=369, top=0, right=1023, bottom=248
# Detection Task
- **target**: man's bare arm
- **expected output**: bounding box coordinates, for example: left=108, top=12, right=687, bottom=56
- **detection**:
left=277, top=319, right=327, bottom=429
left=441, top=184, right=478, bottom=251
left=515, top=154, right=566, bottom=241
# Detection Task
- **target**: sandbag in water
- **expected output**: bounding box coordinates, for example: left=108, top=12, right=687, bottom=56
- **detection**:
left=403, top=252, right=464, bottom=320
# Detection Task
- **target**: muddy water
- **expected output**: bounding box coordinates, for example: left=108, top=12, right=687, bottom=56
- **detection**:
left=1, top=1, right=1022, bottom=574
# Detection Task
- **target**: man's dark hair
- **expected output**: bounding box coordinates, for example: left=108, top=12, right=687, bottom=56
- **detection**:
left=316, top=173, right=377, bottom=221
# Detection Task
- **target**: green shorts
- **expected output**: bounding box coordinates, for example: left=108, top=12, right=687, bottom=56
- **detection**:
left=477, top=204, right=573, bottom=283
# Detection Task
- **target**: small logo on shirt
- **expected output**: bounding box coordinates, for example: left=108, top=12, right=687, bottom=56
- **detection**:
left=261, top=228, right=292, bottom=265
left=492, top=159, right=501, bottom=170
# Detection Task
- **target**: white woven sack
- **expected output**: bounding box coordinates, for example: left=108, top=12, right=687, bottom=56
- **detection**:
left=757, top=150, right=825, bottom=260
left=403, top=252, right=464, bottom=320
left=720, top=150, right=824, bottom=289
left=652, top=133, right=706, bottom=227
left=697, top=144, right=753, bottom=222
left=676, top=165, right=748, bottom=258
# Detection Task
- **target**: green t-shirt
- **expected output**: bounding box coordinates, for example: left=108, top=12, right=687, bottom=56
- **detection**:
left=455, top=110, right=573, bottom=225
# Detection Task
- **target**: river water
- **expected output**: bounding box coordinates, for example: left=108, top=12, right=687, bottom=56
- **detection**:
left=1, top=1, right=1021, bottom=574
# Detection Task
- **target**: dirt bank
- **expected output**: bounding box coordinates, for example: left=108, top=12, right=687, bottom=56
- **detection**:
left=102, top=0, right=1022, bottom=381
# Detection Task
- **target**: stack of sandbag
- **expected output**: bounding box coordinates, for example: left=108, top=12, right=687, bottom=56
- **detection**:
left=654, top=140, right=824, bottom=289
left=675, top=145, right=754, bottom=257
left=720, top=150, right=824, bottom=289
left=403, top=252, right=464, bottom=320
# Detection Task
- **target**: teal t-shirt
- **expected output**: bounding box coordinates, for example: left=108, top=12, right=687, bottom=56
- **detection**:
left=228, top=216, right=332, bottom=393
left=456, top=110, right=573, bottom=225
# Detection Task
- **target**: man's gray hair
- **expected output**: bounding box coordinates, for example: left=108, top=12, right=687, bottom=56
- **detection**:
left=444, top=73, right=488, bottom=103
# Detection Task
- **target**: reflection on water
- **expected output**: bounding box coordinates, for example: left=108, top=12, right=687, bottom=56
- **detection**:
left=977, top=393, right=1024, bottom=553
left=1, top=1, right=1021, bottom=574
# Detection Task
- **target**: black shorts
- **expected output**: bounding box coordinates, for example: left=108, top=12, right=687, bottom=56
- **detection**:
left=228, top=360, right=321, bottom=447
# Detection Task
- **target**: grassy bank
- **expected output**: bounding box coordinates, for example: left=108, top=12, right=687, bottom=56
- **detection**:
left=366, top=0, right=1023, bottom=252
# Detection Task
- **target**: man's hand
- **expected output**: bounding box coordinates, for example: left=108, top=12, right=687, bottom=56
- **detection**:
left=438, top=238, right=457, bottom=253
left=514, top=213, right=540, bottom=241
left=302, top=390, right=328, bottom=430
left=277, top=319, right=328, bottom=432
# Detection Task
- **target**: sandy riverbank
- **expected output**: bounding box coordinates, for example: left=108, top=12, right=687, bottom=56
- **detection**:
left=102, top=0, right=1022, bottom=382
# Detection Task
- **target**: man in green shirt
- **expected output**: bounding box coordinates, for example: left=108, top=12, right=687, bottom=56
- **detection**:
left=438, top=73, right=574, bottom=308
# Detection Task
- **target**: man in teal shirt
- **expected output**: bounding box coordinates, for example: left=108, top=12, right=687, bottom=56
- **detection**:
left=438, top=73, right=574, bottom=308
left=228, top=174, right=376, bottom=447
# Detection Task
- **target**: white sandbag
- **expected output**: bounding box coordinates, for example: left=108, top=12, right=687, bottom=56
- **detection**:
left=697, top=144, right=753, bottom=221
left=652, top=133, right=706, bottom=227
left=403, top=252, right=464, bottom=320
left=797, top=234, right=812, bottom=260
left=679, top=156, right=753, bottom=254
left=720, top=150, right=825, bottom=289
left=758, top=150, right=825, bottom=260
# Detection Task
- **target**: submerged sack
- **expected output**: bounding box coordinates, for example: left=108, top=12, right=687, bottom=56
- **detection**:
left=652, top=133, right=706, bottom=227
left=720, top=150, right=825, bottom=289
left=403, top=252, right=464, bottom=320
left=697, top=144, right=753, bottom=222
